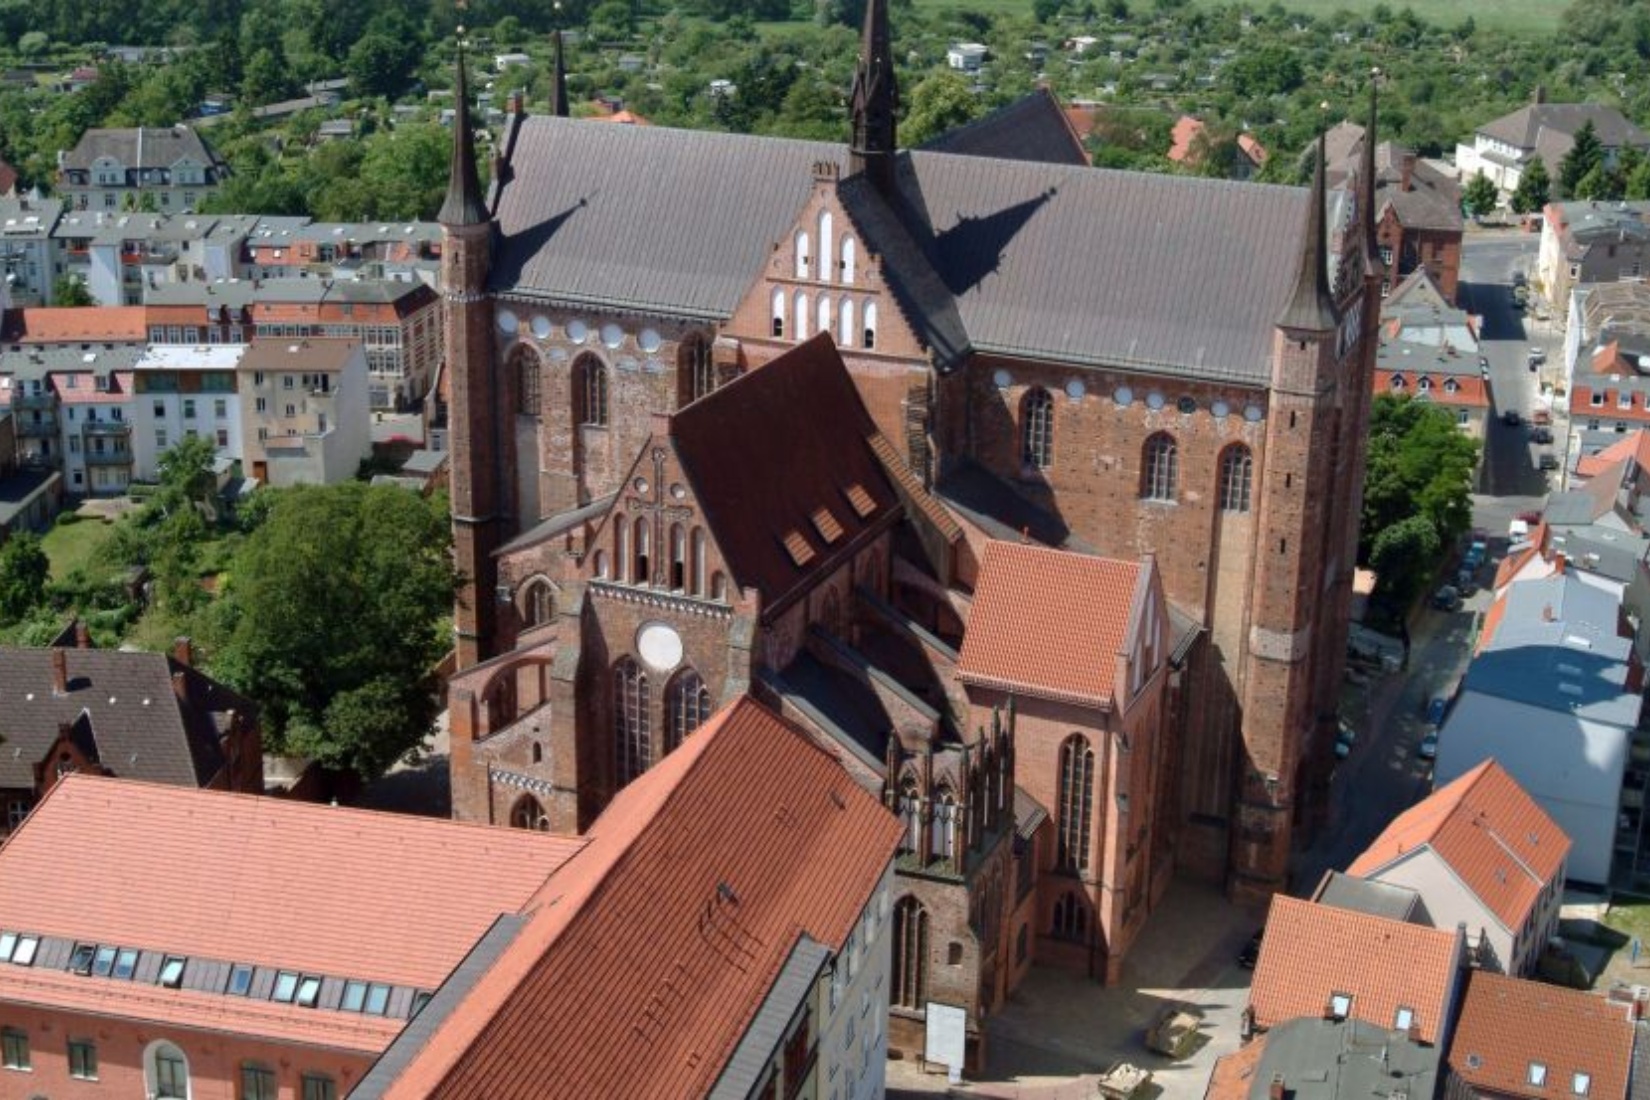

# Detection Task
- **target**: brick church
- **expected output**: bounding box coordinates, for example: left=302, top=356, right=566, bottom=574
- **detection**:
left=437, top=3, right=1381, bottom=1065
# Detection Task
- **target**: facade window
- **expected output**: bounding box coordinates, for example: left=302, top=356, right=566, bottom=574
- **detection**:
left=68, top=1037, right=97, bottom=1080
left=771, top=288, right=786, bottom=338
left=614, top=658, right=651, bottom=787
left=795, top=230, right=811, bottom=280
left=666, top=668, right=711, bottom=751
left=241, top=1063, right=277, bottom=1100
left=1057, top=735, right=1094, bottom=873
left=898, top=778, right=920, bottom=854
left=891, top=897, right=928, bottom=1010
left=841, top=236, right=857, bottom=283
left=931, top=789, right=958, bottom=861
left=633, top=517, right=651, bottom=584
left=517, top=350, right=541, bottom=416
left=1141, top=432, right=1178, bottom=502
left=522, top=580, right=553, bottom=627
left=1021, top=386, right=1054, bottom=468
left=691, top=528, right=708, bottom=595
left=680, top=334, right=715, bottom=405
left=216, top=429, right=228, bottom=448
left=839, top=297, right=855, bottom=347
left=148, top=1041, right=189, bottom=1099
left=669, top=524, right=687, bottom=590
left=576, top=355, right=608, bottom=426
left=794, top=290, right=808, bottom=339
left=1219, top=445, right=1253, bottom=512
left=1052, top=891, right=1086, bottom=941
left=302, top=1074, right=338, bottom=1100
left=817, top=213, right=834, bottom=283
left=509, top=795, right=550, bottom=831
left=1, top=1028, right=28, bottom=1070
left=817, top=294, right=832, bottom=338
left=863, top=301, right=877, bottom=349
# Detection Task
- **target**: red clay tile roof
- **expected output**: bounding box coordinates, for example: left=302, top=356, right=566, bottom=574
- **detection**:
left=1576, top=429, right=1650, bottom=479
left=377, top=697, right=903, bottom=1099
left=1477, top=591, right=1509, bottom=654
left=1494, top=522, right=1550, bottom=590
left=0, top=775, right=584, bottom=992
left=7, top=306, right=148, bottom=344
left=669, top=333, right=900, bottom=614
left=1168, top=116, right=1204, bottom=162
left=1249, top=895, right=1460, bottom=1044
left=0, top=158, right=16, bottom=195
left=1205, top=1035, right=1268, bottom=1100
left=1347, top=760, right=1569, bottom=933
left=958, top=540, right=1142, bottom=706
left=1372, top=370, right=1490, bottom=409
left=1449, top=971, right=1635, bottom=1100
left=1238, top=133, right=1269, bottom=166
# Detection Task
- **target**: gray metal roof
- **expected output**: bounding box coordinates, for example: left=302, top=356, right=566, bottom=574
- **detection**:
left=1478, top=103, right=1650, bottom=154
left=60, top=125, right=227, bottom=172
left=493, top=110, right=1312, bottom=383
left=0, top=345, right=143, bottom=381
left=0, top=198, right=62, bottom=237
left=1313, top=870, right=1422, bottom=923
left=0, top=468, right=58, bottom=529
left=351, top=914, right=528, bottom=1100
left=1548, top=527, right=1648, bottom=585
left=1245, top=1017, right=1440, bottom=1100
left=708, top=935, right=830, bottom=1100
left=920, top=88, right=1088, bottom=167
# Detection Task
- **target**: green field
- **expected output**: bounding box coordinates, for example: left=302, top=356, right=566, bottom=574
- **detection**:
left=39, top=514, right=117, bottom=582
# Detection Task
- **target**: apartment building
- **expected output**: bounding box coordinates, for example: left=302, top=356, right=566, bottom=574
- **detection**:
left=128, top=344, right=245, bottom=482
left=56, top=126, right=230, bottom=213
left=237, top=339, right=371, bottom=486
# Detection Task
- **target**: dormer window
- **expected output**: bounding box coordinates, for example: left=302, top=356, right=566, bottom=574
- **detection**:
left=1620, top=391, right=1634, bottom=410
left=1329, top=992, right=1352, bottom=1019
left=1394, top=1006, right=1414, bottom=1031
left=1417, top=376, right=1432, bottom=392
left=1574, top=1073, right=1591, bottom=1097
left=1529, top=1063, right=1548, bottom=1088
left=1390, top=374, right=1406, bottom=390
left=1444, top=378, right=1459, bottom=394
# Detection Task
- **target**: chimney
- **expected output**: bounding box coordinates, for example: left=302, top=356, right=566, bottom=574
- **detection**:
left=74, top=620, right=91, bottom=649
left=1400, top=150, right=1416, bottom=193
left=51, top=648, right=67, bottom=695
left=1270, top=1074, right=1286, bottom=1100
left=506, top=89, right=523, bottom=114
left=1407, top=1020, right=1422, bottom=1043
left=172, top=636, right=193, bottom=667
left=172, top=670, right=187, bottom=701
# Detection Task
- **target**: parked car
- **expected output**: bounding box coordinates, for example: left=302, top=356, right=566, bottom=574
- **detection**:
left=1502, top=409, right=1522, bottom=426
left=1419, top=732, right=1439, bottom=760
left=1432, top=585, right=1462, bottom=612
left=1532, top=427, right=1553, bottom=444
left=1238, top=931, right=1263, bottom=969
left=1463, top=538, right=1488, bottom=570
left=1456, top=570, right=1477, bottom=596
left=1426, top=696, right=1448, bottom=724
left=1529, top=346, right=1546, bottom=364
left=1513, top=271, right=1528, bottom=287
left=1531, top=408, right=1552, bottom=426
left=1539, top=452, right=1560, bottom=471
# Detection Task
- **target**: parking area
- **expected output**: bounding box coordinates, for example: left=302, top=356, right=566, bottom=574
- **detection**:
left=887, top=879, right=1262, bottom=1100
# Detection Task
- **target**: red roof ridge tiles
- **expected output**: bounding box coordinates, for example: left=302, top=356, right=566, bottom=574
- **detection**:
left=1347, top=760, right=1568, bottom=932
left=11, top=306, right=149, bottom=344
left=0, top=774, right=585, bottom=990
left=1450, top=970, right=1634, bottom=1100
left=1248, top=894, right=1461, bottom=1044
left=958, top=539, right=1145, bottom=707
left=377, top=697, right=903, bottom=1098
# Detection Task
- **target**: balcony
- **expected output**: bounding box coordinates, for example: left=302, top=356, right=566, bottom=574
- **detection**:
left=84, top=447, right=132, bottom=466
left=82, top=420, right=131, bottom=439
left=12, top=392, right=55, bottom=411
left=17, top=416, right=57, bottom=438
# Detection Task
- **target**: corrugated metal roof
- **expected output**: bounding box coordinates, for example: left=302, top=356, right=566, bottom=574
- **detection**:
left=493, top=112, right=1312, bottom=384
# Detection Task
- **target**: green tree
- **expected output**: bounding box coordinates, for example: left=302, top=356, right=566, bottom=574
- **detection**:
left=1559, top=119, right=1604, bottom=197
left=901, top=70, right=983, bottom=147
left=1226, top=42, right=1303, bottom=98
left=1462, top=170, right=1498, bottom=217
left=154, top=434, right=220, bottom=515
left=209, top=483, right=458, bottom=779
left=0, top=532, right=49, bottom=624
left=51, top=276, right=94, bottom=307
left=346, top=32, right=419, bottom=100
left=1360, top=393, right=1480, bottom=580
left=1369, top=514, right=1442, bottom=606
left=1511, top=156, right=1551, bottom=215
left=1575, top=162, right=1609, bottom=200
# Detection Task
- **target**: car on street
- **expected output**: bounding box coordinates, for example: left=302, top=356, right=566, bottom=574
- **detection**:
left=1502, top=410, right=1522, bottom=426
left=1238, top=931, right=1263, bottom=969
left=1513, top=285, right=1530, bottom=306
left=1539, top=452, right=1560, bottom=471
left=1532, top=426, right=1553, bottom=444
left=1513, top=271, right=1527, bottom=287
left=1531, top=408, right=1552, bottom=426
left=1432, top=585, right=1462, bottom=612
left=1456, top=570, right=1477, bottom=596
left=1463, top=539, right=1487, bottom=569
left=1426, top=696, right=1448, bottom=724
left=1418, top=731, right=1439, bottom=760
left=1529, top=346, right=1546, bottom=363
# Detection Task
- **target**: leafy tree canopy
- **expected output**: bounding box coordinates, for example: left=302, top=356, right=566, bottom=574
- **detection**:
left=0, top=533, right=50, bottom=624
left=1512, top=156, right=1552, bottom=215
left=1360, top=393, right=1480, bottom=602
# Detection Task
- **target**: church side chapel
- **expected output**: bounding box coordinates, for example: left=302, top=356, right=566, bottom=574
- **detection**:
left=437, top=0, right=1382, bottom=1071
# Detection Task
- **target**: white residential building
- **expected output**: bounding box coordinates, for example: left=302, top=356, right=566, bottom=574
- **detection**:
left=236, top=339, right=372, bottom=486
left=129, top=345, right=246, bottom=481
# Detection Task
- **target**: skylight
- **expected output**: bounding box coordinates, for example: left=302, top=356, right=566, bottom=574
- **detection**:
left=12, top=936, right=38, bottom=966
left=1530, top=1063, right=1548, bottom=1087
left=1329, top=992, right=1352, bottom=1019
left=92, top=945, right=117, bottom=977
left=0, top=933, right=14, bottom=962
left=1574, top=1073, right=1591, bottom=1096
left=364, top=983, right=391, bottom=1015
left=69, top=944, right=96, bottom=975
left=227, top=964, right=254, bottom=996
left=113, top=948, right=138, bottom=980
left=271, top=970, right=299, bottom=1003
left=158, top=956, right=186, bottom=988
left=296, top=975, right=322, bottom=1008
left=342, top=980, right=367, bottom=1012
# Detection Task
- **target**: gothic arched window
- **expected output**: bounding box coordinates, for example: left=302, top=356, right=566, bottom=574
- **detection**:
left=1141, top=432, right=1179, bottom=502
left=514, top=347, right=541, bottom=417
left=1021, top=386, right=1054, bottom=469
left=691, top=528, right=707, bottom=596
left=521, top=580, right=554, bottom=627
left=679, top=334, right=716, bottom=406
left=863, top=300, right=878, bottom=349
left=510, top=795, right=550, bottom=831
left=898, top=778, right=920, bottom=854
left=931, top=788, right=958, bottom=861
left=839, top=297, right=855, bottom=347
left=771, top=288, right=786, bottom=338
left=1219, top=444, right=1253, bottom=513
left=818, top=213, right=834, bottom=283
left=575, top=354, right=608, bottom=427
left=841, top=236, right=857, bottom=284
left=892, top=896, right=928, bottom=1009
left=794, top=230, right=811, bottom=280
left=614, top=658, right=650, bottom=787
left=633, top=517, right=650, bottom=585
left=1057, top=735, right=1094, bottom=873
left=669, top=524, right=687, bottom=590
left=666, top=668, right=711, bottom=751
left=794, top=290, right=808, bottom=340
left=1052, top=891, right=1087, bottom=941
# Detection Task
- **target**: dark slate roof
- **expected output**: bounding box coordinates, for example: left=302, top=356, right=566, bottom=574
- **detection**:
left=707, top=936, right=830, bottom=1100
left=770, top=651, right=893, bottom=769
left=1246, top=1017, right=1441, bottom=1100
left=1371, top=144, right=1462, bottom=233
left=1314, top=870, right=1423, bottom=922
left=920, top=88, right=1089, bottom=167
left=670, top=333, right=901, bottom=612
left=492, top=112, right=1312, bottom=384
left=1478, top=103, right=1650, bottom=153
left=935, top=459, right=1093, bottom=551
left=61, top=125, right=226, bottom=171
left=0, top=648, right=252, bottom=790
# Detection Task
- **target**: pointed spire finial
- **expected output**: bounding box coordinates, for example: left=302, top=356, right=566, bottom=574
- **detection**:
left=1362, top=70, right=1385, bottom=281
left=1276, top=130, right=1337, bottom=331
left=849, top=0, right=897, bottom=193
left=439, top=25, right=488, bottom=227
left=552, top=30, right=569, bottom=117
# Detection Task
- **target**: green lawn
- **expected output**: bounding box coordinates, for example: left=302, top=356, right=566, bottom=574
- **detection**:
left=1602, top=895, right=1650, bottom=946
left=39, top=515, right=117, bottom=582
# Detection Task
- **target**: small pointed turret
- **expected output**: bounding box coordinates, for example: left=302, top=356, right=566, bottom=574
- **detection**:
left=439, top=38, right=488, bottom=227
left=1361, top=80, right=1385, bottom=282
left=1276, top=131, right=1337, bottom=332
left=552, top=29, right=569, bottom=118
left=849, top=0, right=897, bottom=193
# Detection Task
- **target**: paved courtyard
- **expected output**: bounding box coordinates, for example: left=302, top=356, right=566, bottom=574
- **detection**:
left=889, top=878, right=1263, bottom=1100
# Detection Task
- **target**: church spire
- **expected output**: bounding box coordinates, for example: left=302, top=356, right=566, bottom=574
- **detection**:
left=1361, top=75, right=1385, bottom=282
left=552, top=29, right=569, bottom=118
left=439, top=35, right=488, bottom=227
left=849, top=0, right=897, bottom=193
left=1276, top=131, right=1336, bottom=332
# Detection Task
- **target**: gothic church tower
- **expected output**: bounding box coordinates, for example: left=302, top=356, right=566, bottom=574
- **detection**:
left=849, top=0, right=897, bottom=193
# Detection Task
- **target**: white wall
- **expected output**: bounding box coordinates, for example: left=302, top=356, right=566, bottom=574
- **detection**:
left=131, top=380, right=244, bottom=481
left=817, top=865, right=893, bottom=1100
left=1436, top=692, right=1628, bottom=884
